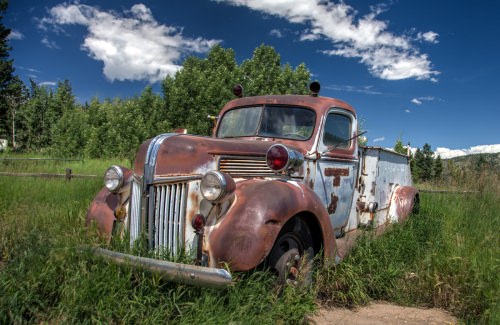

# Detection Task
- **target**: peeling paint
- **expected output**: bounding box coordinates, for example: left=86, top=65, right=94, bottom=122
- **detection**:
left=324, top=167, right=350, bottom=186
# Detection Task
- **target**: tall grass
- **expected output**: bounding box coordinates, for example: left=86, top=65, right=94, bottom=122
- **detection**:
left=315, top=171, right=499, bottom=324
left=0, top=153, right=131, bottom=175
left=1, top=158, right=498, bottom=323
left=0, top=176, right=314, bottom=323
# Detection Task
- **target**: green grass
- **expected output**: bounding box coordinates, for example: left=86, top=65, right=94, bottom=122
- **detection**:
left=315, top=173, right=499, bottom=324
left=0, top=158, right=498, bottom=323
left=0, top=152, right=131, bottom=175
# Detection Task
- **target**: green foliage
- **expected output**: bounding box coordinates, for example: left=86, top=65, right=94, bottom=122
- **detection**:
left=409, top=143, right=445, bottom=183
left=433, top=155, right=443, bottom=179
left=9, top=44, right=311, bottom=158
left=393, top=138, right=406, bottom=155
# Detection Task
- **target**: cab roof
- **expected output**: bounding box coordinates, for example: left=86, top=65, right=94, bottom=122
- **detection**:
left=219, top=94, right=356, bottom=117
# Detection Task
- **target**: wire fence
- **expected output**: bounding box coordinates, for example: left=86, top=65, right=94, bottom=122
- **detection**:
left=0, top=157, right=97, bottom=180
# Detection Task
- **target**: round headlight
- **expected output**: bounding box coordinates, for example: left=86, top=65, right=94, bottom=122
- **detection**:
left=104, top=165, right=124, bottom=193
left=200, top=171, right=234, bottom=202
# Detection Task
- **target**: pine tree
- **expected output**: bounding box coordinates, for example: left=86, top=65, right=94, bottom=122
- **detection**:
left=0, top=0, right=25, bottom=145
left=394, top=138, right=406, bottom=155
left=434, top=155, right=443, bottom=180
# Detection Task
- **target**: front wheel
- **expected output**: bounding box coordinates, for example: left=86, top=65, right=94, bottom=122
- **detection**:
left=266, top=217, right=315, bottom=285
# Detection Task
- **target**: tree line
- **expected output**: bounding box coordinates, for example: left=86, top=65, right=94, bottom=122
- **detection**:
left=393, top=139, right=443, bottom=183
left=1, top=44, right=311, bottom=159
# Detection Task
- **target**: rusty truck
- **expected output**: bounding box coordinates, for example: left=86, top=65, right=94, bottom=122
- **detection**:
left=86, top=82, right=419, bottom=288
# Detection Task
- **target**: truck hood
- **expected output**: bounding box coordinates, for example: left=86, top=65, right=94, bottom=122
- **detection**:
left=134, top=134, right=305, bottom=177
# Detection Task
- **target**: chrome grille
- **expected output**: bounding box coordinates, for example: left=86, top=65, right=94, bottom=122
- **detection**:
left=219, top=156, right=274, bottom=177
left=153, top=182, right=187, bottom=254
left=129, top=179, right=142, bottom=246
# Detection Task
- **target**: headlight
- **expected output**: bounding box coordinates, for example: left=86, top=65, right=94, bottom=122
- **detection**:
left=104, top=165, right=124, bottom=193
left=200, top=171, right=235, bottom=202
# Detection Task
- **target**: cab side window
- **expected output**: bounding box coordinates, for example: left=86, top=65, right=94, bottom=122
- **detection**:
left=323, top=113, right=351, bottom=149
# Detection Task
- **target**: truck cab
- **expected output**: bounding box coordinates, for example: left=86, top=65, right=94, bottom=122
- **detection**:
left=87, top=82, right=418, bottom=288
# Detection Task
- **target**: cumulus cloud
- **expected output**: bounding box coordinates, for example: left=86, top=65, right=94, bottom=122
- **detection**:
left=435, top=144, right=500, bottom=159
left=41, top=3, right=220, bottom=82
left=216, top=0, right=439, bottom=81
left=411, top=98, right=422, bottom=105
left=405, top=109, right=411, bottom=113
left=373, top=136, right=385, bottom=143
left=8, top=29, right=24, bottom=40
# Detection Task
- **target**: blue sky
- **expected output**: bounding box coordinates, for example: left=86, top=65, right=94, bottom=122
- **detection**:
left=6, top=0, right=500, bottom=158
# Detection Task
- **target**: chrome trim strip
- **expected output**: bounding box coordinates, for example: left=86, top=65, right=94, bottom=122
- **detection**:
left=93, top=248, right=232, bottom=289
left=153, top=175, right=202, bottom=183
left=129, top=178, right=142, bottom=246
left=143, top=133, right=178, bottom=249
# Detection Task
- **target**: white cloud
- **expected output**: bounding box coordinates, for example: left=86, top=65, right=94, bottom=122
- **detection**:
left=39, top=81, right=57, bottom=87
left=17, top=66, right=41, bottom=73
left=435, top=144, right=500, bottom=159
left=269, top=28, right=283, bottom=38
left=325, top=84, right=382, bottom=95
left=373, top=136, right=385, bottom=143
left=42, top=3, right=220, bottom=82
left=8, top=29, right=24, bottom=40
left=411, top=96, right=437, bottom=105
left=405, top=109, right=411, bottom=113
left=41, top=37, right=60, bottom=49
left=417, top=31, right=439, bottom=43
left=216, top=0, right=439, bottom=81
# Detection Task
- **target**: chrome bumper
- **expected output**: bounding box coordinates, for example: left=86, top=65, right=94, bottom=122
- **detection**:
left=93, top=248, right=232, bottom=289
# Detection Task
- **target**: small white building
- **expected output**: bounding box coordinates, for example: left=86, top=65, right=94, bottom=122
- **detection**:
left=0, top=139, right=7, bottom=151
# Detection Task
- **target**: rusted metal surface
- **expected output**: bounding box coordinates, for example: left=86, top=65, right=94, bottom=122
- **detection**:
left=324, top=167, right=350, bottom=187
left=387, top=186, right=419, bottom=224
left=86, top=167, right=133, bottom=237
left=205, top=178, right=337, bottom=270
left=86, top=187, right=118, bottom=237
left=86, top=92, right=418, bottom=287
left=327, top=194, right=339, bottom=214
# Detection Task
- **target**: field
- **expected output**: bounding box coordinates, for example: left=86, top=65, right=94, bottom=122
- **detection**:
left=0, top=157, right=498, bottom=324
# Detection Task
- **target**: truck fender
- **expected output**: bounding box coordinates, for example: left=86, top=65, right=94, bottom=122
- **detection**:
left=387, top=185, right=419, bottom=224
left=205, top=179, right=338, bottom=271
left=86, top=166, right=133, bottom=237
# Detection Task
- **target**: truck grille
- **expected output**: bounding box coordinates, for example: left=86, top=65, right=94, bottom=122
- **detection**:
left=128, top=179, right=188, bottom=255
left=152, top=182, right=187, bottom=255
left=219, top=156, right=274, bottom=177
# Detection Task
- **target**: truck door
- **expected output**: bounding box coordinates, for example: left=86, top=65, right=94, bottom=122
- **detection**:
left=314, top=109, right=358, bottom=237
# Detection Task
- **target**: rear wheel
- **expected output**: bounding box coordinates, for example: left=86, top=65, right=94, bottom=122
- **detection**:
left=267, top=217, right=315, bottom=285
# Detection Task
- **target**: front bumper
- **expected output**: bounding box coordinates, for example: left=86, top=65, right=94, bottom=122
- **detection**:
left=93, top=248, right=232, bottom=289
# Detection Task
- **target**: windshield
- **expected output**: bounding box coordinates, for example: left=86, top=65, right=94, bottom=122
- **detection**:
left=217, top=105, right=316, bottom=140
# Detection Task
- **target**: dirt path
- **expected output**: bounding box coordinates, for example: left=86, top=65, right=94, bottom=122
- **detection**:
left=309, top=302, right=457, bottom=325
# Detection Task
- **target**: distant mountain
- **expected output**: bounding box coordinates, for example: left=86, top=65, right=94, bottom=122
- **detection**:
left=443, top=152, right=500, bottom=173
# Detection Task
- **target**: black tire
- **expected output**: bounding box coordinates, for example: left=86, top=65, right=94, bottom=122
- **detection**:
left=266, top=217, right=315, bottom=286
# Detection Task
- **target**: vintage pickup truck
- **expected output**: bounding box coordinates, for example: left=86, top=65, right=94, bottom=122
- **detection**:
left=87, top=82, right=418, bottom=289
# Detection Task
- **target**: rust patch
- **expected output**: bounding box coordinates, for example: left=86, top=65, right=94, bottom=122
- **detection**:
left=308, top=179, right=314, bottom=189
left=327, top=194, right=339, bottom=214
left=324, top=167, right=349, bottom=186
